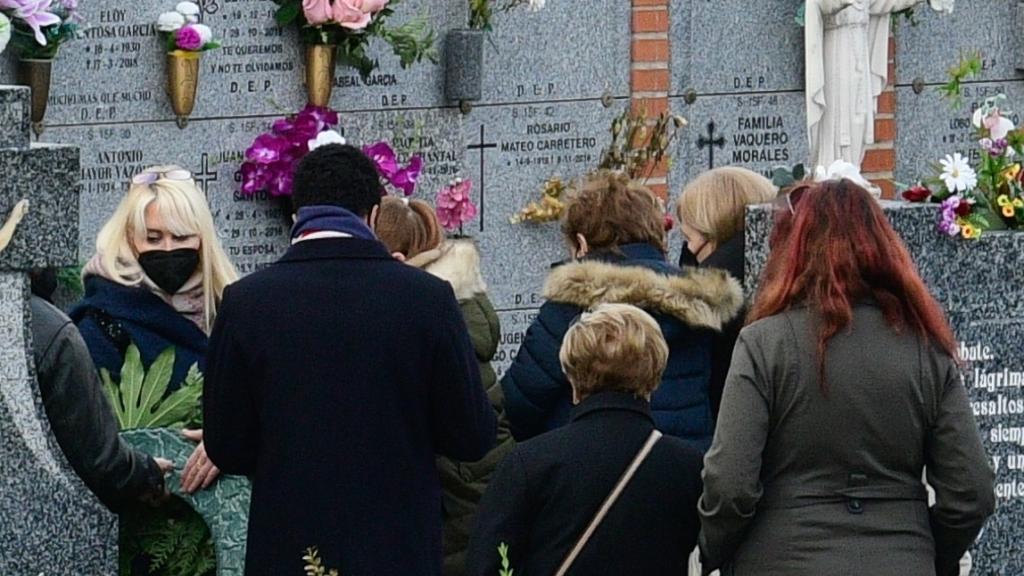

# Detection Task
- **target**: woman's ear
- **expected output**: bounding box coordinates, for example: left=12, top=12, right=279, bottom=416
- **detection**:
left=368, top=204, right=380, bottom=232
left=575, top=233, right=589, bottom=259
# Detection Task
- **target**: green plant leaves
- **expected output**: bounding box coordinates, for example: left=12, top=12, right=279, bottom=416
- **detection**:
left=102, top=345, right=204, bottom=430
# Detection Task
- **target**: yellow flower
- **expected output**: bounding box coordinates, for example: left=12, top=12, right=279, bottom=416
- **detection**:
left=1004, top=164, right=1022, bottom=183
left=1003, top=204, right=1016, bottom=218
left=961, top=223, right=980, bottom=239
left=998, top=194, right=1012, bottom=207
left=1015, top=198, right=1024, bottom=208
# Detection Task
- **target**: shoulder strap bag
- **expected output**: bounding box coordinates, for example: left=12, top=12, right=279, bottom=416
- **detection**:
left=555, top=429, right=663, bottom=576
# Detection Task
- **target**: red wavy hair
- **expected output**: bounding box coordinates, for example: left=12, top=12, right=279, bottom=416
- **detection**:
left=749, top=179, right=958, bottom=391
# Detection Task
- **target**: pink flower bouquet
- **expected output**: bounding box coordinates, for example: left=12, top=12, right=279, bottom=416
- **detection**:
left=240, top=105, right=341, bottom=197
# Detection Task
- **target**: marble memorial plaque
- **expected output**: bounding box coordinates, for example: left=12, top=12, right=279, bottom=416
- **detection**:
left=478, top=1, right=630, bottom=105
left=0, top=0, right=462, bottom=125
left=895, top=80, right=1024, bottom=184
left=896, top=1, right=1021, bottom=86
left=668, top=91, right=807, bottom=194
left=671, top=0, right=804, bottom=96
left=461, top=100, right=621, bottom=377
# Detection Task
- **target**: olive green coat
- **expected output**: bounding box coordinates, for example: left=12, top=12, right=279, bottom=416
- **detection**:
left=411, top=240, right=515, bottom=576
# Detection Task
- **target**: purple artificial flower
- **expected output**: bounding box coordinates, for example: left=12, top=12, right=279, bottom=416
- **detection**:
left=436, top=179, right=478, bottom=231
left=246, top=133, right=290, bottom=165
left=0, top=0, right=62, bottom=45
left=302, top=104, right=339, bottom=131
left=364, top=141, right=400, bottom=179
left=390, top=154, right=422, bottom=196
left=938, top=195, right=963, bottom=237
left=175, top=24, right=204, bottom=51
left=240, top=162, right=271, bottom=195
left=268, top=161, right=295, bottom=196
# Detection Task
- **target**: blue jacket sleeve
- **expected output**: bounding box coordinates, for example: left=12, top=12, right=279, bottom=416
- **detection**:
left=430, top=286, right=497, bottom=462
left=501, top=303, right=575, bottom=441
left=202, top=285, right=260, bottom=475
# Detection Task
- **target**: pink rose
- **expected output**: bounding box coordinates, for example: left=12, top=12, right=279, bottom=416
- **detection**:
left=175, top=25, right=204, bottom=51
left=353, top=0, right=389, bottom=13
left=333, top=0, right=371, bottom=29
left=302, top=0, right=333, bottom=25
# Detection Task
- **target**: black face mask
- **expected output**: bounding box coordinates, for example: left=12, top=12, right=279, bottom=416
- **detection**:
left=138, top=248, right=200, bottom=294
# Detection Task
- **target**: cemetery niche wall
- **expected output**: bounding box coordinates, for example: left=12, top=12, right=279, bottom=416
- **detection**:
left=0, top=0, right=630, bottom=566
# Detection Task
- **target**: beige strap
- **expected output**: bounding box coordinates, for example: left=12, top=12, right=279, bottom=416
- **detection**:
left=555, top=429, right=663, bottom=576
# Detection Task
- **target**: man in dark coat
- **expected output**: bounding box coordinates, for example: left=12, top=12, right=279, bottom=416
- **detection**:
left=203, top=144, right=497, bottom=576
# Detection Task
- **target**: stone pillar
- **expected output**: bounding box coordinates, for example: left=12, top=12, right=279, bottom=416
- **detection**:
left=0, top=85, right=118, bottom=574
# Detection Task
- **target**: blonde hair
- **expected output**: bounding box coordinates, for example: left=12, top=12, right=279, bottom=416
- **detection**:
left=559, top=303, right=669, bottom=402
left=93, top=165, right=238, bottom=332
left=562, top=170, right=667, bottom=255
left=677, top=166, right=775, bottom=245
left=375, top=197, right=443, bottom=259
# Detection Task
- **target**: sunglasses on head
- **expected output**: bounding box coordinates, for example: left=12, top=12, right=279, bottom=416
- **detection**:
left=132, top=169, right=193, bottom=185
left=773, top=183, right=812, bottom=215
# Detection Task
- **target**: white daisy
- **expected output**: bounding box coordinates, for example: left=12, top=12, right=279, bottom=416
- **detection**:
left=939, top=153, right=978, bottom=193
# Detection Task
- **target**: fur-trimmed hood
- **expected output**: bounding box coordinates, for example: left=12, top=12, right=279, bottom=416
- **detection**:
left=543, top=260, right=743, bottom=331
left=406, top=239, right=487, bottom=301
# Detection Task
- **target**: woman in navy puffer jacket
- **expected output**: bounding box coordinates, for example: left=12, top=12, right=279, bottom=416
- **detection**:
left=501, top=171, right=743, bottom=452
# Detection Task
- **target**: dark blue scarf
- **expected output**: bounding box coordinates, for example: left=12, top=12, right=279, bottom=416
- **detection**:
left=290, top=205, right=377, bottom=241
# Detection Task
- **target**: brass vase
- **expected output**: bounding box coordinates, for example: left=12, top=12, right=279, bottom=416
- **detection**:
left=167, top=52, right=201, bottom=129
left=16, top=58, right=53, bottom=137
left=304, top=44, right=337, bottom=107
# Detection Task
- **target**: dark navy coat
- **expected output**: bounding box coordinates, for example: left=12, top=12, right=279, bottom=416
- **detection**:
left=202, top=238, right=496, bottom=576
left=70, top=276, right=207, bottom=392
left=501, top=243, right=742, bottom=452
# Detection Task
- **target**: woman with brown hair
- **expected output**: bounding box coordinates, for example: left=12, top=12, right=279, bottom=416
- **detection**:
left=501, top=171, right=743, bottom=450
left=699, top=179, right=995, bottom=576
left=375, top=196, right=512, bottom=576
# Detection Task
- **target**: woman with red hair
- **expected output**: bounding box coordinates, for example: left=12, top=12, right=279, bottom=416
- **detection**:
left=698, top=179, right=994, bottom=576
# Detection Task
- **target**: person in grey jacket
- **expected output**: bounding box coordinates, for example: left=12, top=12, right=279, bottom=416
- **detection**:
left=31, top=292, right=169, bottom=511
left=699, top=180, right=995, bottom=576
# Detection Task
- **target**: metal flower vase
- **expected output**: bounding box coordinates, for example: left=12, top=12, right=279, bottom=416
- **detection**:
left=167, top=52, right=202, bottom=129
left=16, top=58, right=53, bottom=137
left=444, top=29, right=484, bottom=113
left=304, top=44, right=337, bottom=107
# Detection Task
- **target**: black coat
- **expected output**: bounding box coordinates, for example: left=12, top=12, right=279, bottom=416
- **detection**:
left=31, top=296, right=163, bottom=512
left=203, top=238, right=497, bottom=576
left=696, top=234, right=746, bottom=418
left=466, top=392, right=703, bottom=576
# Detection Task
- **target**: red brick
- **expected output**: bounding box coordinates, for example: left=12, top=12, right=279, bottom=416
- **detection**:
left=632, top=9, right=668, bottom=33
left=631, top=98, right=669, bottom=116
left=877, top=91, right=896, bottom=114
left=862, top=149, right=895, bottom=173
left=633, top=0, right=668, bottom=6
left=633, top=38, right=669, bottom=63
left=632, top=69, right=670, bottom=92
left=874, top=117, right=896, bottom=142
left=648, top=182, right=669, bottom=199
left=872, top=179, right=896, bottom=200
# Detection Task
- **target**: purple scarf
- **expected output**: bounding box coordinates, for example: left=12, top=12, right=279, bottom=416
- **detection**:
left=290, top=205, right=377, bottom=241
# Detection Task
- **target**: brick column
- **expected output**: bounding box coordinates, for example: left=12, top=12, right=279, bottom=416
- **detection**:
left=863, top=35, right=898, bottom=199
left=631, top=0, right=670, bottom=198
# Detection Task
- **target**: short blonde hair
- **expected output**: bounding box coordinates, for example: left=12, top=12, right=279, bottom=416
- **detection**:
left=559, top=303, right=669, bottom=401
left=677, top=167, right=775, bottom=244
left=375, top=197, right=444, bottom=258
left=93, top=166, right=238, bottom=332
left=562, top=170, right=666, bottom=255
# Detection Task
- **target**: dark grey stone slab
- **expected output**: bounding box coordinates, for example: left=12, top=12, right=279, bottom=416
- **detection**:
left=0, top=144, right=80, bottom=270
left=671, top=0, right=804, bottom=96
left=0, top=0, right=464, bottom=125
left=895, top=80, right=1024, bottom=184
left=668, top=91, right=807, bottom=196
left=0, top=85, right=30, bottom=150
left=122, top=428, right=252, bottom=576
left=477, top=1, right=630, bottom=104
left=745, top=202, right=1024, bottom=575
left=896, top=1, right=1020, bottom=86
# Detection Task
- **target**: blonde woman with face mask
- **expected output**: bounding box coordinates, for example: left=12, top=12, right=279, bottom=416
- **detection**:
left=71, top=166, right=238, bottom=494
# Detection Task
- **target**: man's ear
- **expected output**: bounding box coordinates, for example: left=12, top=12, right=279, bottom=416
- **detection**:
left=367, top=204, right=380, bottom=232
left=391, top=252, right=406, bottom=262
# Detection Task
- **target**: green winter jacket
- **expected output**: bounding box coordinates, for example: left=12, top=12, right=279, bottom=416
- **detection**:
left=410, top=240, right=515, bottom=576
